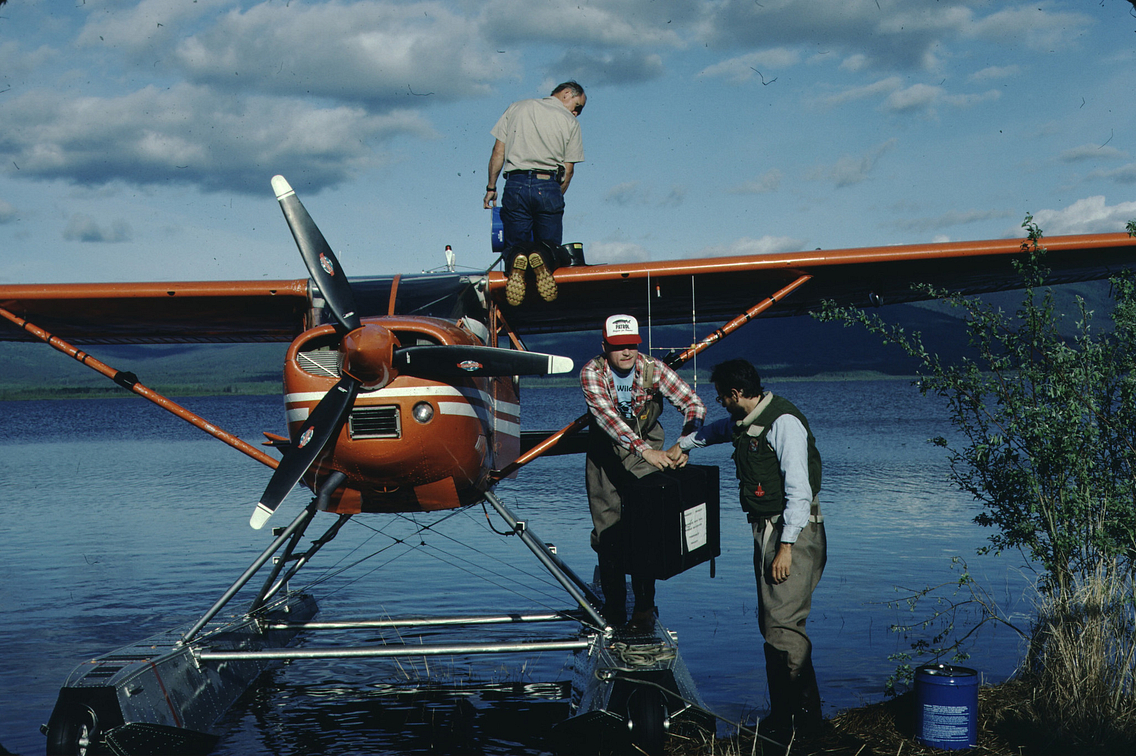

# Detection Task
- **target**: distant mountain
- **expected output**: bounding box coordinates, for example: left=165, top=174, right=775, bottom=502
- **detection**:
left=0, top=342, right=288, bottom=399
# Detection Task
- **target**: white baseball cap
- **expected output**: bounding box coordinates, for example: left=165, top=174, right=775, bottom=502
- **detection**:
left=603, top=314, right=642, bottom=346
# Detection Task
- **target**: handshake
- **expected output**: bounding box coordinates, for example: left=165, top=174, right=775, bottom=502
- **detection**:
left=641, top=444, right=689, bottom=472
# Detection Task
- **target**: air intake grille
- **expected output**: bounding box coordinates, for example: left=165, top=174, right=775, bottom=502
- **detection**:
left=349, top=406, right=400, bottom=439
left=297, top=350, right=341, bottom=378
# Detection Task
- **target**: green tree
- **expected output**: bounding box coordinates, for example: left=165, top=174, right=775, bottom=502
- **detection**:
left=817, top=217, right=1136, bottom=598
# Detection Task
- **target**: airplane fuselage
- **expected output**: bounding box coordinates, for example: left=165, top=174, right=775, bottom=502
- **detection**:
left=282, top=316, right=520, bottom=514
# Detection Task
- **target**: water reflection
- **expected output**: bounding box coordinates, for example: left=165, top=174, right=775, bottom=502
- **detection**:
left=0, top=382, right=1036, bottom=754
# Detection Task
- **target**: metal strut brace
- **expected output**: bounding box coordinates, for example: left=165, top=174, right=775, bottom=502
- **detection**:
left=0, top=306, right=280, bottom=470
left=483, top=491, right=607, bottom=629
left=249, top=472, right=350, bottom=611
left=181, top=502, right=317, bottom=645
left=491, top=273, right=815, bottom=478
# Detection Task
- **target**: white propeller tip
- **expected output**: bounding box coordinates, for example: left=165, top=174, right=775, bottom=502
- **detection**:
left=549, top=356, right=574, bottom=375
left=250, top=502, right=274, bottom=530
left=271, top=175, right=294, bottom=200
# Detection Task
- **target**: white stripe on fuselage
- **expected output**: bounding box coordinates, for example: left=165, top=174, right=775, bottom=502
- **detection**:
left=284, top=384, right=518, bottom=436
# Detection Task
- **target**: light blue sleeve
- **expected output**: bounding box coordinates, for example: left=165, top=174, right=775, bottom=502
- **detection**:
left=766, top=414, right=813, bottom=543
left=677, top=416, right=733, bottom=451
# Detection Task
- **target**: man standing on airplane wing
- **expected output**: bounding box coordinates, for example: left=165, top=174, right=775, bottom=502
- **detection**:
left=580, top=314, right=705, bottom=631
left=670, top=358, right=826, bottom=742
left=484, top=81, right=586, bottom=306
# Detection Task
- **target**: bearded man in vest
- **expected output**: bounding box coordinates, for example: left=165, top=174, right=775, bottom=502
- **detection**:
left=580, top=314, right=705, bottom=631
left=671, top=358, right=826, bottom=742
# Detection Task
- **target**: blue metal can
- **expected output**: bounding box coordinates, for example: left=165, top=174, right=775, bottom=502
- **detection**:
left=914, top=664, right=979, bottom=750
left=491, top=207, right=504, bottom=253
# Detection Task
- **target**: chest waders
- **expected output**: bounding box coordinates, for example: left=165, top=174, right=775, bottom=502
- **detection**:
left=584, top=360, right=664, bottom=626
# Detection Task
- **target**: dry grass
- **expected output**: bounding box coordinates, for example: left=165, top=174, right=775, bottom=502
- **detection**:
left=668, top=679, right=1136, bottom=756
left=666, top=571, right=1136, bottom=756
left=1021, top=568, right=1136, bottom=753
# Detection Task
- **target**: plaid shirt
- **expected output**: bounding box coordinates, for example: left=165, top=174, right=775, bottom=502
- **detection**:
left=580, top=352, right=705, bottom=456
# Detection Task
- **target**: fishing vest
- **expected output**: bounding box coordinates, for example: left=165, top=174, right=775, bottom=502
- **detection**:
left=732, top=394, right=822, bottom=518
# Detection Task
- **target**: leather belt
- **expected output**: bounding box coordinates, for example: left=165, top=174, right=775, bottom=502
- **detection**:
left=505, top=169, right=554, bottom=179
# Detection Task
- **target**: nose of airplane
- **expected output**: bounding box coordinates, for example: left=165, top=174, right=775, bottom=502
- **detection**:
left=340, top=323, right=400, bottom=388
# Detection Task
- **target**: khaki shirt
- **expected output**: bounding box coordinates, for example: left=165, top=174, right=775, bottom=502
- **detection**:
left=491, top=96, right=584, bottom=173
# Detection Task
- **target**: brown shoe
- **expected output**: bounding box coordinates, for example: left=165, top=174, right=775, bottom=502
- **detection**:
left=505, top=252, right=528, bottom=306
left=529, top=249, right=558, bottom=302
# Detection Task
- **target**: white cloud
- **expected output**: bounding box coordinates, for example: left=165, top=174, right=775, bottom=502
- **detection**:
left=605, top=181, right=650, bottom=206
left=164, top=1, right=503, bottom=106
left=698, top=48, right=800, bottom=84
left=809, top=139, right=897, bottom=188
left=881, top=83, right=999, bottom=115
left=1085, top=163, right=1136, bottom=185
left=0, top=199, right=17, bottom=224
left=549, top=50, right=665, bottom=86
left=962, top=4, right=1095, bottom=51
left=588, top=240, right=651, bottom=263
left=484, top=0, right=691, bottom=49
left=63, top=214, right=133, bottom=243
left=693, top=235, right=804, bottom=259
left=968, top=64, right=1021, bottom=83
left=659, top=185, right=686, bottom=208
left=890, top=208, right=1015, bottom=233
left=1059, top=144, right=1129, bottom=163
left=728, top=169, right=782, bottom=195
left=820, top=76, right=903, bottom=107
left=0, top=84, right=435, bottom=193
left=1032, top=196, right=1136, bottom=236
left=884, top=83, right=941, bottom=114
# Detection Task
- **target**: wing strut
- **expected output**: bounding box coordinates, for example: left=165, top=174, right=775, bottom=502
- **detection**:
left=491, top=273, right=814, bottom=479
left=0, top=305, right=280, bottom=471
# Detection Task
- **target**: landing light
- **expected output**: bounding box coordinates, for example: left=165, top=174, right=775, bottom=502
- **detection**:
left=412, top=402, right=435, bottom=424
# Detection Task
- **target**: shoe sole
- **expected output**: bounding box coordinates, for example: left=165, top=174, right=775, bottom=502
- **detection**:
left=506, top=253, right=528, bottom=306
left=530, top=251, right=558, bottom=302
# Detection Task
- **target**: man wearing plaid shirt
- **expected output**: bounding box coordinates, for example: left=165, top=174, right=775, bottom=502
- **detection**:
left=580, top=314, right=705, bottom=630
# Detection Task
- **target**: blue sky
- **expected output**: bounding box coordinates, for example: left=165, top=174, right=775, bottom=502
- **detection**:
left=1, top=0, right=1135, bottom=285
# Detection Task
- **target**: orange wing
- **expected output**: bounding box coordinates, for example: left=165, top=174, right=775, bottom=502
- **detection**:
left=0, top=280, right=311, bottom=343
left=490, top=232, right=1136, bottom=335
left=3, top=231, right=1135, bottom=344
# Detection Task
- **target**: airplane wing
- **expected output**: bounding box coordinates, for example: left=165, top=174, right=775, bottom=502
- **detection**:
left=0, top=280, right=311, bottom=343
left=489, top=232, right=1136, bottom=336
left=0, top=273, right=486, bottom=344
left=3, top=232, right=1135, bottom=344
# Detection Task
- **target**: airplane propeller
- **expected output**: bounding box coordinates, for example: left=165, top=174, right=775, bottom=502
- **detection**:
left=272, top=175, right=360, bottom=334
left=251, top=176, right=572, bottom=529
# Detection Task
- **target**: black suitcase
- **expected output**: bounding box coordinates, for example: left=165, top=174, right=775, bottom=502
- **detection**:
left=621, top=464, right=720, bottom=580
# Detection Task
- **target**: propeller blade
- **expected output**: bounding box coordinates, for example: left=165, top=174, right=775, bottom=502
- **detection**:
left=271, top=175, right=361, bottom=333
left=394, top=345, right=573, bottom=378
left=250, top=376, right=360, bottom=529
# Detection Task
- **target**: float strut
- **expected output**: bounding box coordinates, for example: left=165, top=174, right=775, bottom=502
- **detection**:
left=249, top=472, right=349, bottom=611
left=484, top=491, right=606, bottom=628
left=181, top=502, right=316, bottom=644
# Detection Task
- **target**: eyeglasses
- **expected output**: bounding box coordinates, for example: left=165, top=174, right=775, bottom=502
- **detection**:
left=715, top=394, right=727, bottom=405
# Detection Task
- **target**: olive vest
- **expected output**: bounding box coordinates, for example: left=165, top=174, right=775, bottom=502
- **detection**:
left=732, top=394, right=822, bottom=518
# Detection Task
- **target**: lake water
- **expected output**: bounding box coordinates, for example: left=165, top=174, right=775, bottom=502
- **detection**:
left=0, top=380, right=1037, bottom=755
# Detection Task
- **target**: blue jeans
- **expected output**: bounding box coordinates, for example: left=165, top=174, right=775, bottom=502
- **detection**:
left=500, top=174, right=565, bottom=248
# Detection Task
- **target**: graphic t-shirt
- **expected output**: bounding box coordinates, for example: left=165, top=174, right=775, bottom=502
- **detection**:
left=612, top=368, right=634, bottom=418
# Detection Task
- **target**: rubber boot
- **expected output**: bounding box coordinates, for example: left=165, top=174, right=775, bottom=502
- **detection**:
left=758, top=644, right=794, bottom=750
left=792, top=657, right=825, bottom=735
left=597, top=535, right=627, bottom=627
left=628, top=574, right=657, bottom=633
